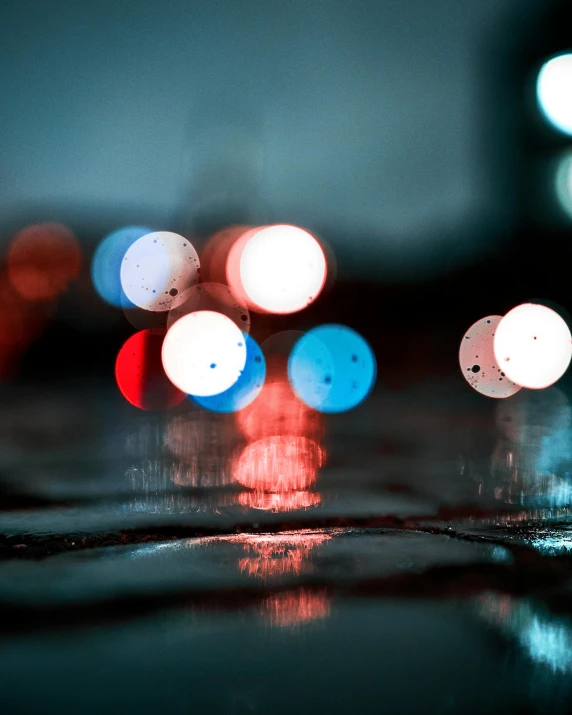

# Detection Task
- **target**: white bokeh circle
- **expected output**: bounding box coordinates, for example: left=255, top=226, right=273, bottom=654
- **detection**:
left=161, top=310, right=247, bottom=397
left=537, top=53, right=572, bottom=136
left=120, top=231, right=200, bottom=312
left=239, top=225, right=326, bottom=314
left=494, top=303, right=572, bottom=389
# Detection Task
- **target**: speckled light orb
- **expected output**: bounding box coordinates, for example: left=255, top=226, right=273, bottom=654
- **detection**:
left=120, top=231, right=199, bottom=312
left=459, top=315, right=521, bottom=398
left=494, top=303, right=572, bottom=390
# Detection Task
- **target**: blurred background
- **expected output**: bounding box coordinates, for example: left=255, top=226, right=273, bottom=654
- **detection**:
left=4, top=4, right=572, bottom=713
left=0, top=0, right=571, bottom=382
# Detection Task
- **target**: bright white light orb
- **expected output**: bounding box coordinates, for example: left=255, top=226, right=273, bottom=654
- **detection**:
left=556, top=151, right=572, bottom=220
left=162, top=310, right=246, bottom=397
left=537, top=53, right=572, bottom=136
left=459, top=315, right=521, bottom=398
left=494, top=304, right=572, bottom=389
left=239, top=225, right=326, bottom=314
left=120, top=231, right=199, bottom=312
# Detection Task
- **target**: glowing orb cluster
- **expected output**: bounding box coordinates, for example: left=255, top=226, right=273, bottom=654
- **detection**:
left=120, top=231, right=200, bottom=312
left=494, top=304, right=572, bottom=390
left=161, top=310, right=246, bottom=397
left=459, top=316, right=521, bottom=398
left=94, top=222, right=375, bottom=417
left=288, top=325, right=376, bottom=412
left=537, top=53, right=572, bottom=136
left=228, top=225, right=327, bottom=314
left=460, top=303, right=572, bottom=396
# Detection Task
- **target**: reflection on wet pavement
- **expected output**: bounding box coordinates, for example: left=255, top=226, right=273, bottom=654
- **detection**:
left=3, top=378, right=572, bottom=712
left=479, top=593, right=572, bottom=675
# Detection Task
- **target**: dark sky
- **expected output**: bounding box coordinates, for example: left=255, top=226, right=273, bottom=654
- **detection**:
left=0, top=0, right=544, bottom=277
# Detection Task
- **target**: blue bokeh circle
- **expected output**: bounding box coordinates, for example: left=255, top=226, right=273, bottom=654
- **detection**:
left=288, top=324, right=376, bottom=413
left=91, top=226, right=153, bottom=307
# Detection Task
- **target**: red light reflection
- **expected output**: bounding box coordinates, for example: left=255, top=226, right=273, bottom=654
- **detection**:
left=233, top=355, right=326, bottom=511
left=233, top=435, right=324, bottom=492
left=262, top=589, right=331, bottom=627
left=237, top=532, right=331, bottom=579
left=115, top=329, right=185, bottom=410
left=7, top=223, right=81, bottom=302
left=237, top=490, right=322, bottom=512
left=164, top=412, right=242, bottom=487
left=236, top=373, right=324, bottom=442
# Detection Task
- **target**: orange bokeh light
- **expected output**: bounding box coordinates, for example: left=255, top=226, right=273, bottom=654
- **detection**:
left=232, top=435, right=324, bottom=492
left=7, top=223, right=81, bottom=302
left=235, top=371, right=325, bottom=443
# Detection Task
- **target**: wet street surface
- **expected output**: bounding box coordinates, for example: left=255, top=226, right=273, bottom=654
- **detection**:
left=2, top=377, right=572, bottom=714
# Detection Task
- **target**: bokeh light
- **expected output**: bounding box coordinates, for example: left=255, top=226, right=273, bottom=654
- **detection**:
left=494, top=303, right=572, bottom=389
left=167, top=282, right=250, bottom=333
left=115, top=329, right=186, bottom=410
left=238, top=225, right=327, bottom=314
left=459, top=315, right=522, bottom=398
left=225, top=226, right=265, bottom=309
left=7, top=223, right=81, bottom=302
left=161, top=310, right=247, bottom=396
left=537, top=53, right=572, bottom=136
left=191, top=333, right=265, bottom=413
left=289, top=324, right=376, bottom=412
left=120, top=231, right=199, bottom=312
left=232, top=435, right=324, bottom=491
left=235, top=375, right=325, bottom=442
left=556, top=151, right=572, bottom=220
left=200, top=225, right=251, bottom=284
left=90, top=226, right=152, bottom=307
